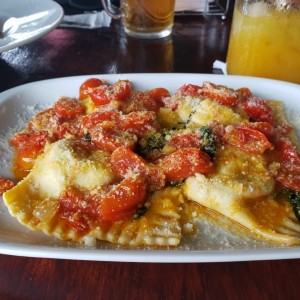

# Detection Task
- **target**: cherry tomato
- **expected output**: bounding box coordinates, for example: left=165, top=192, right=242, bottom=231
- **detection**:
left=239, top=122, right=274, bottom=139
left=98, top=176, right=146, bottom=222
left=225, top=125, right=273, bottom=155
left=59, top=187, right=98, bottom=215
left=53, top=119, right=82, bottom=139
left=146, top=165, right=165, bottom=191
left=160, top=148, right=214, bottom=181
left=111, top=80, right=131, bottom=101
left=90, top=127, right=137, bottom=152
left=148, top=88, right=170, bottom=107
left=176, top=84, right=203, bottom=97
left=59, top=187, right=100, bottom=232
left=0, top=178, right=15, bottom=196
left=11, top=131, right=49, bottom=170
left=88, top=80, right=131, bottom=106
left=236, top=87, right=253, bottom=101
left=168, top=133, right=200, bottom=149
left=79, top=78, right=103, bottom=100
left=240, top=96, right=274, bottom=124
left=271, top=139, right=300, bottom=191
left=28, top=108, right=61, bottom=134
left=121, top=91, right=158, bottom=113
left=202, top=81, right=238, bottom=106
left=275, top=123, right=294, bottom=137
left=120, top=111, right=159, bottom=138
left=110, top=147, right=147, bottom=177
left=53, top=97, right=85, bottom=120
left=88, top=85, right=111, bottom=106
left=277, top=173, right=300, bottom=192
left=276, top=138, right=300, bottom=172
left=81, top=110, right=121, bottom=130
left=16, top=148, right=40, bottom=171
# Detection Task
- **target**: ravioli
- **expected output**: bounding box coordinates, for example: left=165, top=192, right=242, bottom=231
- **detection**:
left=184, top=146, right=300, bottom=245
left=3, top=138, right=184, bottom=246
left=183, top=98, right=300, bottom=245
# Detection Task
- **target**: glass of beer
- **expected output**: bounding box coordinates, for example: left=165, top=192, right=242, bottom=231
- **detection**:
left=226, top=0, right=300, bottom=84
left=101, top=0, right=175, bottom=39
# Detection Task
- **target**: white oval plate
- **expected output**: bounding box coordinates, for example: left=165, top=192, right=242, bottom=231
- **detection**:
left=0, top=0, right=63, bottom=53
left=0, top=73, right=300, bottom=262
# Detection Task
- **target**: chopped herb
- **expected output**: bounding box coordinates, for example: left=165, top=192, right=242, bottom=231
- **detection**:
left=82, top=133, right=91, bottom=142
left=133, top=206, right=148, bottom=220
left=198, top=126, right=217, bottom=158
left=137, top=133, right=165, bottom=156
left=173, top=122, right=187, bottom=130
left=167, top=181, right=182, bottom=187
left=288, top=190, right=300, bottom=223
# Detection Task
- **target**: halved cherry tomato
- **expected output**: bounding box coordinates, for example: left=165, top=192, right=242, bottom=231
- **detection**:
left=128, top=91, right=158, bottom=112
left=79, top=78, right=103, bottom=100
left=277, top=173, right=300, bottom=192
left=88, top=85, right=111, bottom=106
left=239, top=122, right=274, bottom=139
left=168, top=133, right=200, bottom=149
left=110, top=147, right=147, bottom=177
left=59, top=187, right=96, bottom=232
left=0, top=178, right=15, bottom=196
left=120, top=111, right=159, bottom=138
left=240, top=96, right=274, bottom=124
left=59, top=187, right=98, bottom=215
left=110, top=80, right=131, bottom=101
left=10, top=131, right=45, bottom=150
left=276, top=138, right=300, bottom=172
left=202, top=81, right=238, bottom=106
left=11, top=131, right=49, bottom=170
left=148, top=88, right=170, bottom=107
left=275, top=123, right=294, bottom=138
left=236, top=87, right=253, bottom=101
left=28, top=108, right=61, bottom=134
left=98, top=175, right=146, bottom=222
left=81, top=110, right=121, bottom=130
left=159, top=148, right=214, bottom=181
left=53, top=97, right=85, bottom=120
left=121, top=91, right=158, bottom=113
left=271, top=138, right=300, bottom=191
left=224, top=125, right=273, bottom=155
left=88, top=80, right=131, bottom=106
left=176, top=84, right=203, bottom=97
left=90, top=127, right=137, bottom=152
left=59, top=187, right=85, bottom=212
left=111, top=147, right=165, bottom=191
left=146, top=165, right=165, bottom=191
left=54, top=119, right=82, bottom=139
left=16, top=147, right=41, bottom=171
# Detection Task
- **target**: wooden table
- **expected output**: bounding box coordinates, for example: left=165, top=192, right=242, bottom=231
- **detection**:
left=1, top=5, right=300, bottom=300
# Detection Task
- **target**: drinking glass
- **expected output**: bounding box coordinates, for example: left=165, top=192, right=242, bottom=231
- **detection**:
left=226, top=0, right=300, bottom=84
left=101, top=0, right=175, bottom=39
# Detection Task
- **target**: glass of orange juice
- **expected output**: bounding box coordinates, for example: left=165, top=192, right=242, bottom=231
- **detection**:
left=226, top=0, right=300, bottom=84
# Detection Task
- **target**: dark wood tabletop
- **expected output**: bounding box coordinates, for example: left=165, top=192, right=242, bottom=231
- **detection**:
left=1, top=3, right=300, bottom=300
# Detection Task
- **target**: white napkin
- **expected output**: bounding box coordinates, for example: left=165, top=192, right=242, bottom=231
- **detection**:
left=175, top=0, right=207, bottom=12
left=213, top=60, right=227, bottom=75
left=60, top=11, right=112, bottom=29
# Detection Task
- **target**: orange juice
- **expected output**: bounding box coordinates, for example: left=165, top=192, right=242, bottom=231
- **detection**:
left=226, top=1, right=300, bottom=84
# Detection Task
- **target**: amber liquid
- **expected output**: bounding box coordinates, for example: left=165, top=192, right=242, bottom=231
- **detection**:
left=121, top=0, right=175, bottom=35
left=226, top=2, right=300, bottom=84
